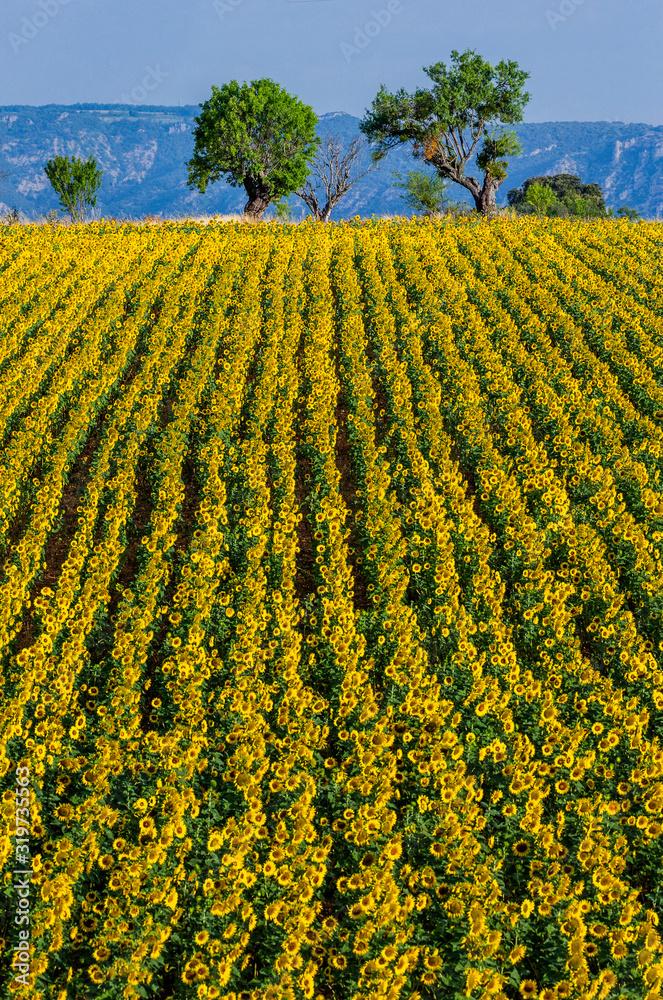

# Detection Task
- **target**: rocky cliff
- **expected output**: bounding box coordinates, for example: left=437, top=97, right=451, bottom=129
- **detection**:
left=1, top=105, right=661, bottom=221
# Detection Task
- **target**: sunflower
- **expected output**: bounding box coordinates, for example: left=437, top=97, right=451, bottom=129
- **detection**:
left=207, top=831, right=223, bottom=852
left=518, top=981, right=537, bottom=998
left=513, top=840, right=530, bottom=856
left=424, top=954, right=442, bottom=971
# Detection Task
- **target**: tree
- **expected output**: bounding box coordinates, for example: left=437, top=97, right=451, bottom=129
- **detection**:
left=272, top=198, right=294, bottom=222
left=616, top=206, right=641, bottom=221
left=43, top=155, right=103, bottom=223
left=525, top=180, right=557, bottom=217
left=358, top=49, right=531, bottom=215
left=508, top=174, right=607, bottom=218
left=186, top=78, right=320, bottom=221
left=295, top=133, right=378, bottom=223
left=391, top=168, right=452, bottom=218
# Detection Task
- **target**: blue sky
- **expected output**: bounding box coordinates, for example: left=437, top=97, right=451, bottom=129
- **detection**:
left=1, top=0, right=661, bottom=124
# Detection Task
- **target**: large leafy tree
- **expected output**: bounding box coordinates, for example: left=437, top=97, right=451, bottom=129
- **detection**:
left=359, top=49, right=531, bottom=215
left=43, top=155, right=103, bottom=223
left=186, top=79, right=320, bottom=221
left=508, top=173, right=608, bottom=218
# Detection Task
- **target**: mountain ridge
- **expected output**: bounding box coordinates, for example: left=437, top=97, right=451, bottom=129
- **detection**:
left=1, top=105, right=661, bottom=220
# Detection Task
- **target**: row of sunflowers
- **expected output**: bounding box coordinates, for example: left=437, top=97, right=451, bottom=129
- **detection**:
left=1, top=216, right=663, bottom=1000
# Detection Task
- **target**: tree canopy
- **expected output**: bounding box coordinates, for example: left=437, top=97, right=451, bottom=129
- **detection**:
left=391, top=168, right=453, bottom=218
left=186, top=79, right=320, bottom=220
left=525, top=181, right=557, bottom=217
left=508, top=174, right=608, bottom=218
left=358, top=49, right=531, bottom=214
left=43, top=155, right=102, bottom=223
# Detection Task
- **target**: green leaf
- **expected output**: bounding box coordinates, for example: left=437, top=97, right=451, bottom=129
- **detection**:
left=186, top=78, right=319, bottom=218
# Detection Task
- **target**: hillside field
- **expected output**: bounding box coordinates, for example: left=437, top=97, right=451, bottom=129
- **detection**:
left=2, top=217, right=663, bottom=1000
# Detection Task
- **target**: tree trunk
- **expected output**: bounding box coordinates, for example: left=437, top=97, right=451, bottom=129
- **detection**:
left=429, top=161, right=502, bottom=215
left=456, top=172, right=500, bottom=214
left=296, top=183, right=324, bottom=221
left=478, top=171, right=500, bottom=214
left=243, top=176, right=271, bottom=221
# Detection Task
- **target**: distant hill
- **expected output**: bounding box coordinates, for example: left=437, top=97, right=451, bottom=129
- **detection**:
left=1, top=104, right=661, bottom=221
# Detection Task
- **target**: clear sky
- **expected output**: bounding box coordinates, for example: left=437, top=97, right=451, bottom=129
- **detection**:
left=1, top=0, right=661, bottom=124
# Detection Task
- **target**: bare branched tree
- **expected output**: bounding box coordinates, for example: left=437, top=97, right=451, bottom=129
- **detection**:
left=296, top=133, right=378, bottom=222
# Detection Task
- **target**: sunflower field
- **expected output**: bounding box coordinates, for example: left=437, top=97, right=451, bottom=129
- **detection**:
left=2, top=216, right=663, bottom=1000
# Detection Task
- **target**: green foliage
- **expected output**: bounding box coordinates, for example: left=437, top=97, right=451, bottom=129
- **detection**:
left=616, top=205, right=641, bottom=221
left=358, top=49, right=530, bottom=213
left=524, top=180, right=558, bottom=217
left=476, top=129, right=523, bottom=182
left=186, top=78, right=320, bottom=219
left=272, top=199, right=294, bottom=222
left=359, top=49, right=530, bottom=160
left=43, top=155, right=103, bottom=223
left=391, top=169, right=452, bottom=217
left=508, top=173, right=609, bottom=218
